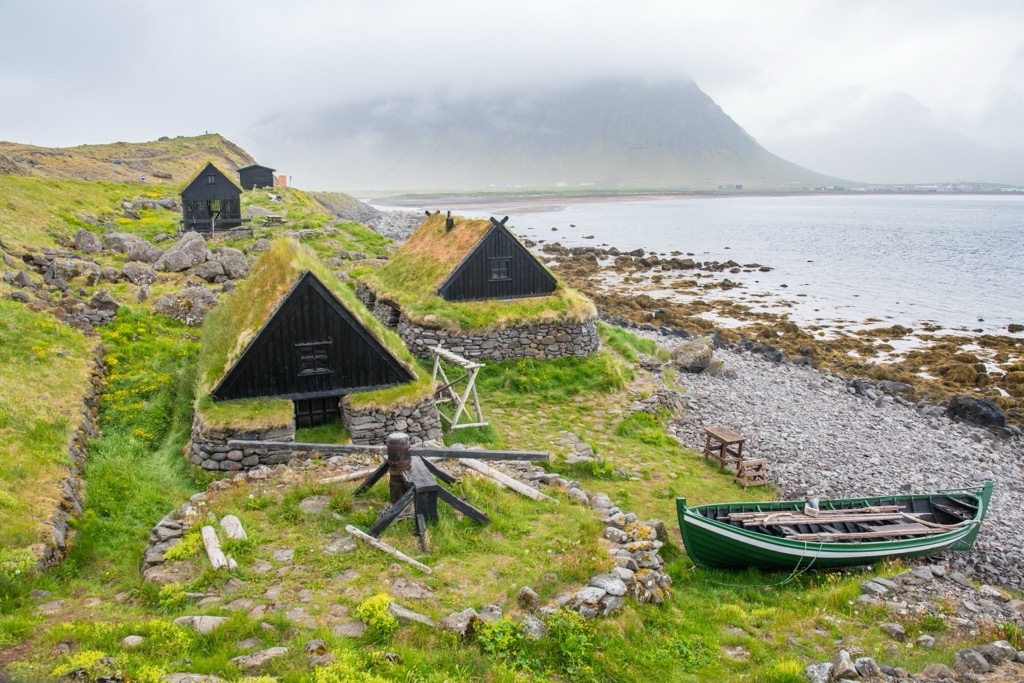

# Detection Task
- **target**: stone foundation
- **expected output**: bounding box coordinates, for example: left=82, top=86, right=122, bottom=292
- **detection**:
left=187, top=414, right=296, bottom=472
left=355, top=282, right=601, bottom=361
left=341, top=395, right=442, bottom=445
left=34, top=352, right=104, bottom=571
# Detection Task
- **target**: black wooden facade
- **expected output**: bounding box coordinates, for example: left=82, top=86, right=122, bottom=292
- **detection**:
left=238, top=164, right=276, bottom=190
left=438, top=218, right=557, bottom=301
left=181, top=162, right=243, bottom=232
left=211, top=271, right=414, bottom=420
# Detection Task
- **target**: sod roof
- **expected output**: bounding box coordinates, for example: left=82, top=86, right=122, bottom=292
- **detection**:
left=358, top=213, right=595, bottom=332
left=195, top=238, right=433, bottom=431
left=181, top=161, right=243, bottom=194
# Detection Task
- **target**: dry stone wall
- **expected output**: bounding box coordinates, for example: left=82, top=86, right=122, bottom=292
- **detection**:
left=355, top=282, right=600, bottom=361
left=187, top=414, right=296, bottom=472
left=341, top=395, right=442, bottom=445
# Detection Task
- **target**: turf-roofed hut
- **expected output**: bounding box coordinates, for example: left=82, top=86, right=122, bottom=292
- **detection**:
left=180, top=162, right=243, bottom=232
left=354, top=213, right=599, bottom=361
left=189, top=239, right=439, bottom=468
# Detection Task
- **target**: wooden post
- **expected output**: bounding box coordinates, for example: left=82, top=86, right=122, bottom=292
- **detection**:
left=387, top=432, right=411, bottom=505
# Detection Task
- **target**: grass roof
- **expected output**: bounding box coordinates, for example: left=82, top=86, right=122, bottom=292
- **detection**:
left=195, top=238, right=434, bottom=431
left=357, top=213, right=596, bottom=332
left=181, top=160, right=244, bottom=193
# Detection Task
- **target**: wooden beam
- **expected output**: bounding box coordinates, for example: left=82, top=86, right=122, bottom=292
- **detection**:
left=346, top=524, right=432, bottom=574
left=368, top=487, right=416, bottom=537
left=226, top=440, right=549, bottom=461
left=438, top=487, right=490, bottom=525
left=320, top=466, right=383, bottom=484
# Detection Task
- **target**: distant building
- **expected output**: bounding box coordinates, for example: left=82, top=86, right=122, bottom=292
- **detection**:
left=277, top=174, right=288, bottom=188
left=180, top=162, right=243, bottom=232
left=718, top=184, right=743, bottom=190
left=237, top=163, right=276, bottom=190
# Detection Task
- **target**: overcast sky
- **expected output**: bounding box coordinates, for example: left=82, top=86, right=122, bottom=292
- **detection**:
left=2, top=1, right=1022, bottom=160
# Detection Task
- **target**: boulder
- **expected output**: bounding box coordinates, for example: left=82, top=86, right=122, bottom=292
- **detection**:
left=946, top=395, right=1005, bottom=428
left=173, top=615, right=227, bottom=634
left=192, top=260, right=224, bottom=282
left=151, top=286, right=219, bottom=327
left=670, top=336, right=715, bottom=373
left=229, top=647, right=289, bottom=672
left=74, top=228, right=102, bottom=253
left=438, top=608, right=481, bottom=637
left=156, top=232, right=209, bottom=272
left=90, top=290, right=119, bottom=312
left=104, top=232, right=162, bottom=263
left=49, top=258, right=100, bottom=285
left=122, top=261, right=157, bottom=286
left=214, top=247, right=249, bottom=279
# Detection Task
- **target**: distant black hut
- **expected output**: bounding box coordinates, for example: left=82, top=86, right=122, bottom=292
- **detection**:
left=438, top=216, right=557, bottom=302
left=211, top=269, right=415, bottom=426
left=238, top=163, right=276, bottom=190
left=181, top=162, right=243, bottom=232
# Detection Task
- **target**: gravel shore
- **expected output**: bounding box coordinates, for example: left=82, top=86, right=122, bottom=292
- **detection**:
left=646, top=335, right=1024, bottom=589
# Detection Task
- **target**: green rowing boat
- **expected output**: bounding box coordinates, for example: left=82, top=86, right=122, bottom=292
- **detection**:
left=677, top=481, right=993, bottom=571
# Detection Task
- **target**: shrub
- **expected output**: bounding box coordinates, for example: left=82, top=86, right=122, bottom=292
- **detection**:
left=545, top=608, right=594, bottom=676
left=354, top=593, right=397, bottom=641
left=614, top=411, right=677, bottom=448
left=476, top=617, right=531, bottom=670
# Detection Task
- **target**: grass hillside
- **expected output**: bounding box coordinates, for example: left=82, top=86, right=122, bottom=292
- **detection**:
left=0, top=134, right=255, bottom=185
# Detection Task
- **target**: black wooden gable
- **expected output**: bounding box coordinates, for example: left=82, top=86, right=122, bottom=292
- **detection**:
left=438, top=217, right=557, bottom=302
left=181, top=163, right=243, bottom=232
left=238, top=164, right=276, bottom=190
left=211, top=271, right=413, bottom=401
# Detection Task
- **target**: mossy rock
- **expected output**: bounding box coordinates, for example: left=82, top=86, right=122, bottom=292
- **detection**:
left=942, top=364, right=978, bottom=385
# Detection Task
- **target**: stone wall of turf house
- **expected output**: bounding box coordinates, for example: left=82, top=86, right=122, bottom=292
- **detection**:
left=355, top=283, right=600, bottom=361
left=341, top=394, right=443, bottom=445
left=187, top=414, right=297, bottom=472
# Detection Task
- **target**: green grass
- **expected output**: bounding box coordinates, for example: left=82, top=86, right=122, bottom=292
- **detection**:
left=294, top=419, right=350, bottom=444
left=0, top=300, right=94, bottom=554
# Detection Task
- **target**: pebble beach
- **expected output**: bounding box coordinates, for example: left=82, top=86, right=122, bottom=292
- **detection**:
left=640, top=332, right=1024, bottom=589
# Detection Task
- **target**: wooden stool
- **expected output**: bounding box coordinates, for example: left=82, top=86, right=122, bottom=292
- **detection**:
left=735, top=459, right=768, bottom=488
left=703, top=425, right=746, bottom=469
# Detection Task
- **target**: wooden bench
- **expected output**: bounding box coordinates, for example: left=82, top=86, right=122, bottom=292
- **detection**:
left=703, top=425, right=746, bottom=469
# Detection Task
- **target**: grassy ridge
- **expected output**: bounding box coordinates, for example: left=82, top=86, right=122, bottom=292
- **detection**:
left=0, top=301, right=94, bottom=556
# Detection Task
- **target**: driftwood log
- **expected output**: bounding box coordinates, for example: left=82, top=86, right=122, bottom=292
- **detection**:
left=201, top=525, right=228, bottom=570
left=345, top=524, right=432, bottom=574
left=458, top=458, right=557, bottom=502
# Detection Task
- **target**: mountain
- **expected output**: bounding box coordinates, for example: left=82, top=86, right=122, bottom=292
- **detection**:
left=0, top=133, right=255, bottom=184
left=764, top=94, right=1024, bottom=186
left=238, top=79, right=839, bottom=192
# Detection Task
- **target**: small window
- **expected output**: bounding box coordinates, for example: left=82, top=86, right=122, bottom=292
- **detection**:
left=296, top=341, right=332, bottom=376
left=206, top=175, right=216, bottom=184
left=489, top=257, right=511, bottom=281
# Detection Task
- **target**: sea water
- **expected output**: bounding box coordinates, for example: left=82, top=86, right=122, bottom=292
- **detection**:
left=448, top=194, right=1024, bottom=336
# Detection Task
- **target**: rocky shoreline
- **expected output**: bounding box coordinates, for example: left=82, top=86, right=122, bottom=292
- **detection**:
left=631, top=326, right=1024, bottom=589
